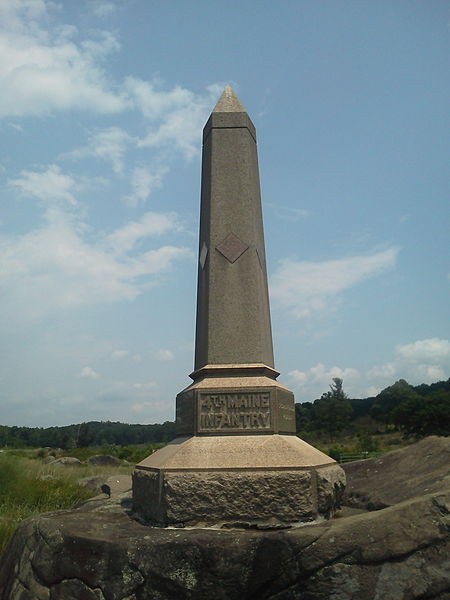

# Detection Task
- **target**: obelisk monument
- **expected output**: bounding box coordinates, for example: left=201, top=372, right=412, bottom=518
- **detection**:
left=133, top=87, right=345, bottom=527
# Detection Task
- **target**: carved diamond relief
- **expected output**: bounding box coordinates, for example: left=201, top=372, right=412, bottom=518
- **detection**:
left=199, top=242, right=208, bottom=269
left=216, top=233, right=249, bottom=264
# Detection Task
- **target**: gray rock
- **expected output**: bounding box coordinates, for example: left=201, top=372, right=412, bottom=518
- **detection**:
left=0, top=487, right=449, bottom=600
left=133, top=466, right=345, bottom=526
left=78, top=476, right=109, bottom=492
left=343, top=435, right=450, bottom=510
left=87, top=454, right=121, bottom=467
left=51, top=457, right=82, bottom=467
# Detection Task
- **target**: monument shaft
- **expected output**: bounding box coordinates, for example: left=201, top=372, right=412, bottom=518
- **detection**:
left=195, top=88, right=273, bottom=370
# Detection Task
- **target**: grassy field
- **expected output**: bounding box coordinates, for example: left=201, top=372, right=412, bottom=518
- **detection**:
left=0, top=450, right=135, bottom=555
left=300, top=426, right=413, bottom=459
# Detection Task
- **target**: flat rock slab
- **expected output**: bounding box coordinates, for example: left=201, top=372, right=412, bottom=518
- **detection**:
left=1, top=488, right=449, bottom=600
left=343, top=435, right=450, bottom=510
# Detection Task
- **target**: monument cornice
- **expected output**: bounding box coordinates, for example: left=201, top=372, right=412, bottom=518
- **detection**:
left=189, top=362, right=280, bottom=381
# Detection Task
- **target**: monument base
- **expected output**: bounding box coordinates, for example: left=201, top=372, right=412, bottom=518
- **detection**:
left=132, top=434, right=345, bottom=527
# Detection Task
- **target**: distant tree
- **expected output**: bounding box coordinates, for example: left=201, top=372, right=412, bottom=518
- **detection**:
left=371, top=379, right=418, bottom=426
left=295, top=402, right=314, bottom=433
left=76, top=422, right=95, bottom=448
left=392, top=389, right=450, bottom=438
left=313, top=378, right=353, bottom=441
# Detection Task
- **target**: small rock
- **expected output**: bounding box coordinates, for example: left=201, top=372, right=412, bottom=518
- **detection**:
left=78, top=476, right=109, bottom=491
left=87, top=455, right=121, bottom=467
left=52, top=457, right=83, bottom=467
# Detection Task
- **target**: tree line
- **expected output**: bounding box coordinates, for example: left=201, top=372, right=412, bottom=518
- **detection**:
left=296, top=377, right=450, bottom=440
left=0, top=377, right=448, bottom=448
left=0, top=420, right=176, bottom=449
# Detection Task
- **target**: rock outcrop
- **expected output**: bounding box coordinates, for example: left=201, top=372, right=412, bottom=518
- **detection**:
left=342, top=435, right=450, bottom=510
left=1, top=437, right=449, bottom=600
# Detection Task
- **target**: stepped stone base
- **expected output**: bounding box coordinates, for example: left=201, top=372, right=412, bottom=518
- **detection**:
left=132, top=434, right=345, bottom=526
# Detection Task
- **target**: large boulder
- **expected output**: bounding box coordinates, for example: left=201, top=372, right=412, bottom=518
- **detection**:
left=0, top=488, right=449, bottom=600
left=87, top=455, right=121, bottom=467
left=343, top=435, right=450, bottom=510
left=51, top=457, right=83, bottom=467
left=1, top=437, right=449, bottom=600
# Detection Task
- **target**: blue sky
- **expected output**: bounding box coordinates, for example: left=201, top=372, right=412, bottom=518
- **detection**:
left=1, top=0, right=449, bottom=427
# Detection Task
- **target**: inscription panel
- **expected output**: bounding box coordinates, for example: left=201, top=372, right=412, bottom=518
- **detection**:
left=198, top=391, right=272, bottom=433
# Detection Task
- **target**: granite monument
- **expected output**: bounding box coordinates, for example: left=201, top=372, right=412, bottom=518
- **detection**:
left=132, top=86, right=345, bottom=527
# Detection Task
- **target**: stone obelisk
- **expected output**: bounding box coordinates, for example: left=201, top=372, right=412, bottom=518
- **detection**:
left=132, top=87, right=345, bottom=527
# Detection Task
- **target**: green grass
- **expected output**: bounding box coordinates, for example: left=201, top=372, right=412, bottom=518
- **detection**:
left=0, top=453, right=133, bottom=555
left=299, top=427, right=413, bottom=461
left=64, top=442, right=164, bottom=463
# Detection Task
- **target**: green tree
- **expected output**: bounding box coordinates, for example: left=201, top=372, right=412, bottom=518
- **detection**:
left=295, top=402, right=314, bottom=434
left=371, top=379, right=418, bottom=426
left=392, top=389, right=450, bottom=438
left=76, top=423, right=95, bottom=448
left=313, top=378, right=353, bottom=441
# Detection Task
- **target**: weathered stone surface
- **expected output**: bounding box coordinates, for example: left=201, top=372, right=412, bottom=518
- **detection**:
left=343, top=435, right=450, bottom=510
left=132, top=467, right=341, bottom=526
left=316, top=464, right=347, bottom=518
left=133, top=434, right=345, bottom=526
left=194, top=85, right=273, bottom=370
left=87, top=455, right=121, bottom=467
left=1, top=485, right=449, bottom=600
left=138, top=434, right=335, bottom=471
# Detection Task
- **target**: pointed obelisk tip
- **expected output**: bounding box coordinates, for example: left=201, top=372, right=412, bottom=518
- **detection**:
left=213, top=85, right=246, bottom=113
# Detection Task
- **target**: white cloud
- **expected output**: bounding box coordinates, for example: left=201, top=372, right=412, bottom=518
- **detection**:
left=366, top=338, right=450, bottom=390
left=79, top=366, right=99, bottom=379
left=156, top=349, right=174, bottom=361
left=421, top=365, right=445, bottom=381
left=66, top=127, right=132, bottom=174
left=8, top=122, right=23, bottom=132
left=125, top=165, right=169, bottom=207
left=132, top=382, right=158, bottom=400
left=366, top=386, right=381, bottom=397
left=367, top=362, right=397, bottom=379
left=111, top=349, right=129, bottom=360
left=131, top=79, right=222, bottom=160
left=8, top=164, right=79, bottom=205
left=105, top=211, right=181, bottom=253
left=267, top=202, right=310, bottom=221
left=270, top=247, right=399, bottom=320
left=0, top=1, right=127, bottom=117
left=0, top=207, right=191, bottom=321
left=289, top=362, right=360, bottom=400
left=92, top=1, right=116, bottom=17
left=396, top=338, right=450, bottom=363
left=131, top=402, right=153, bottom=413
